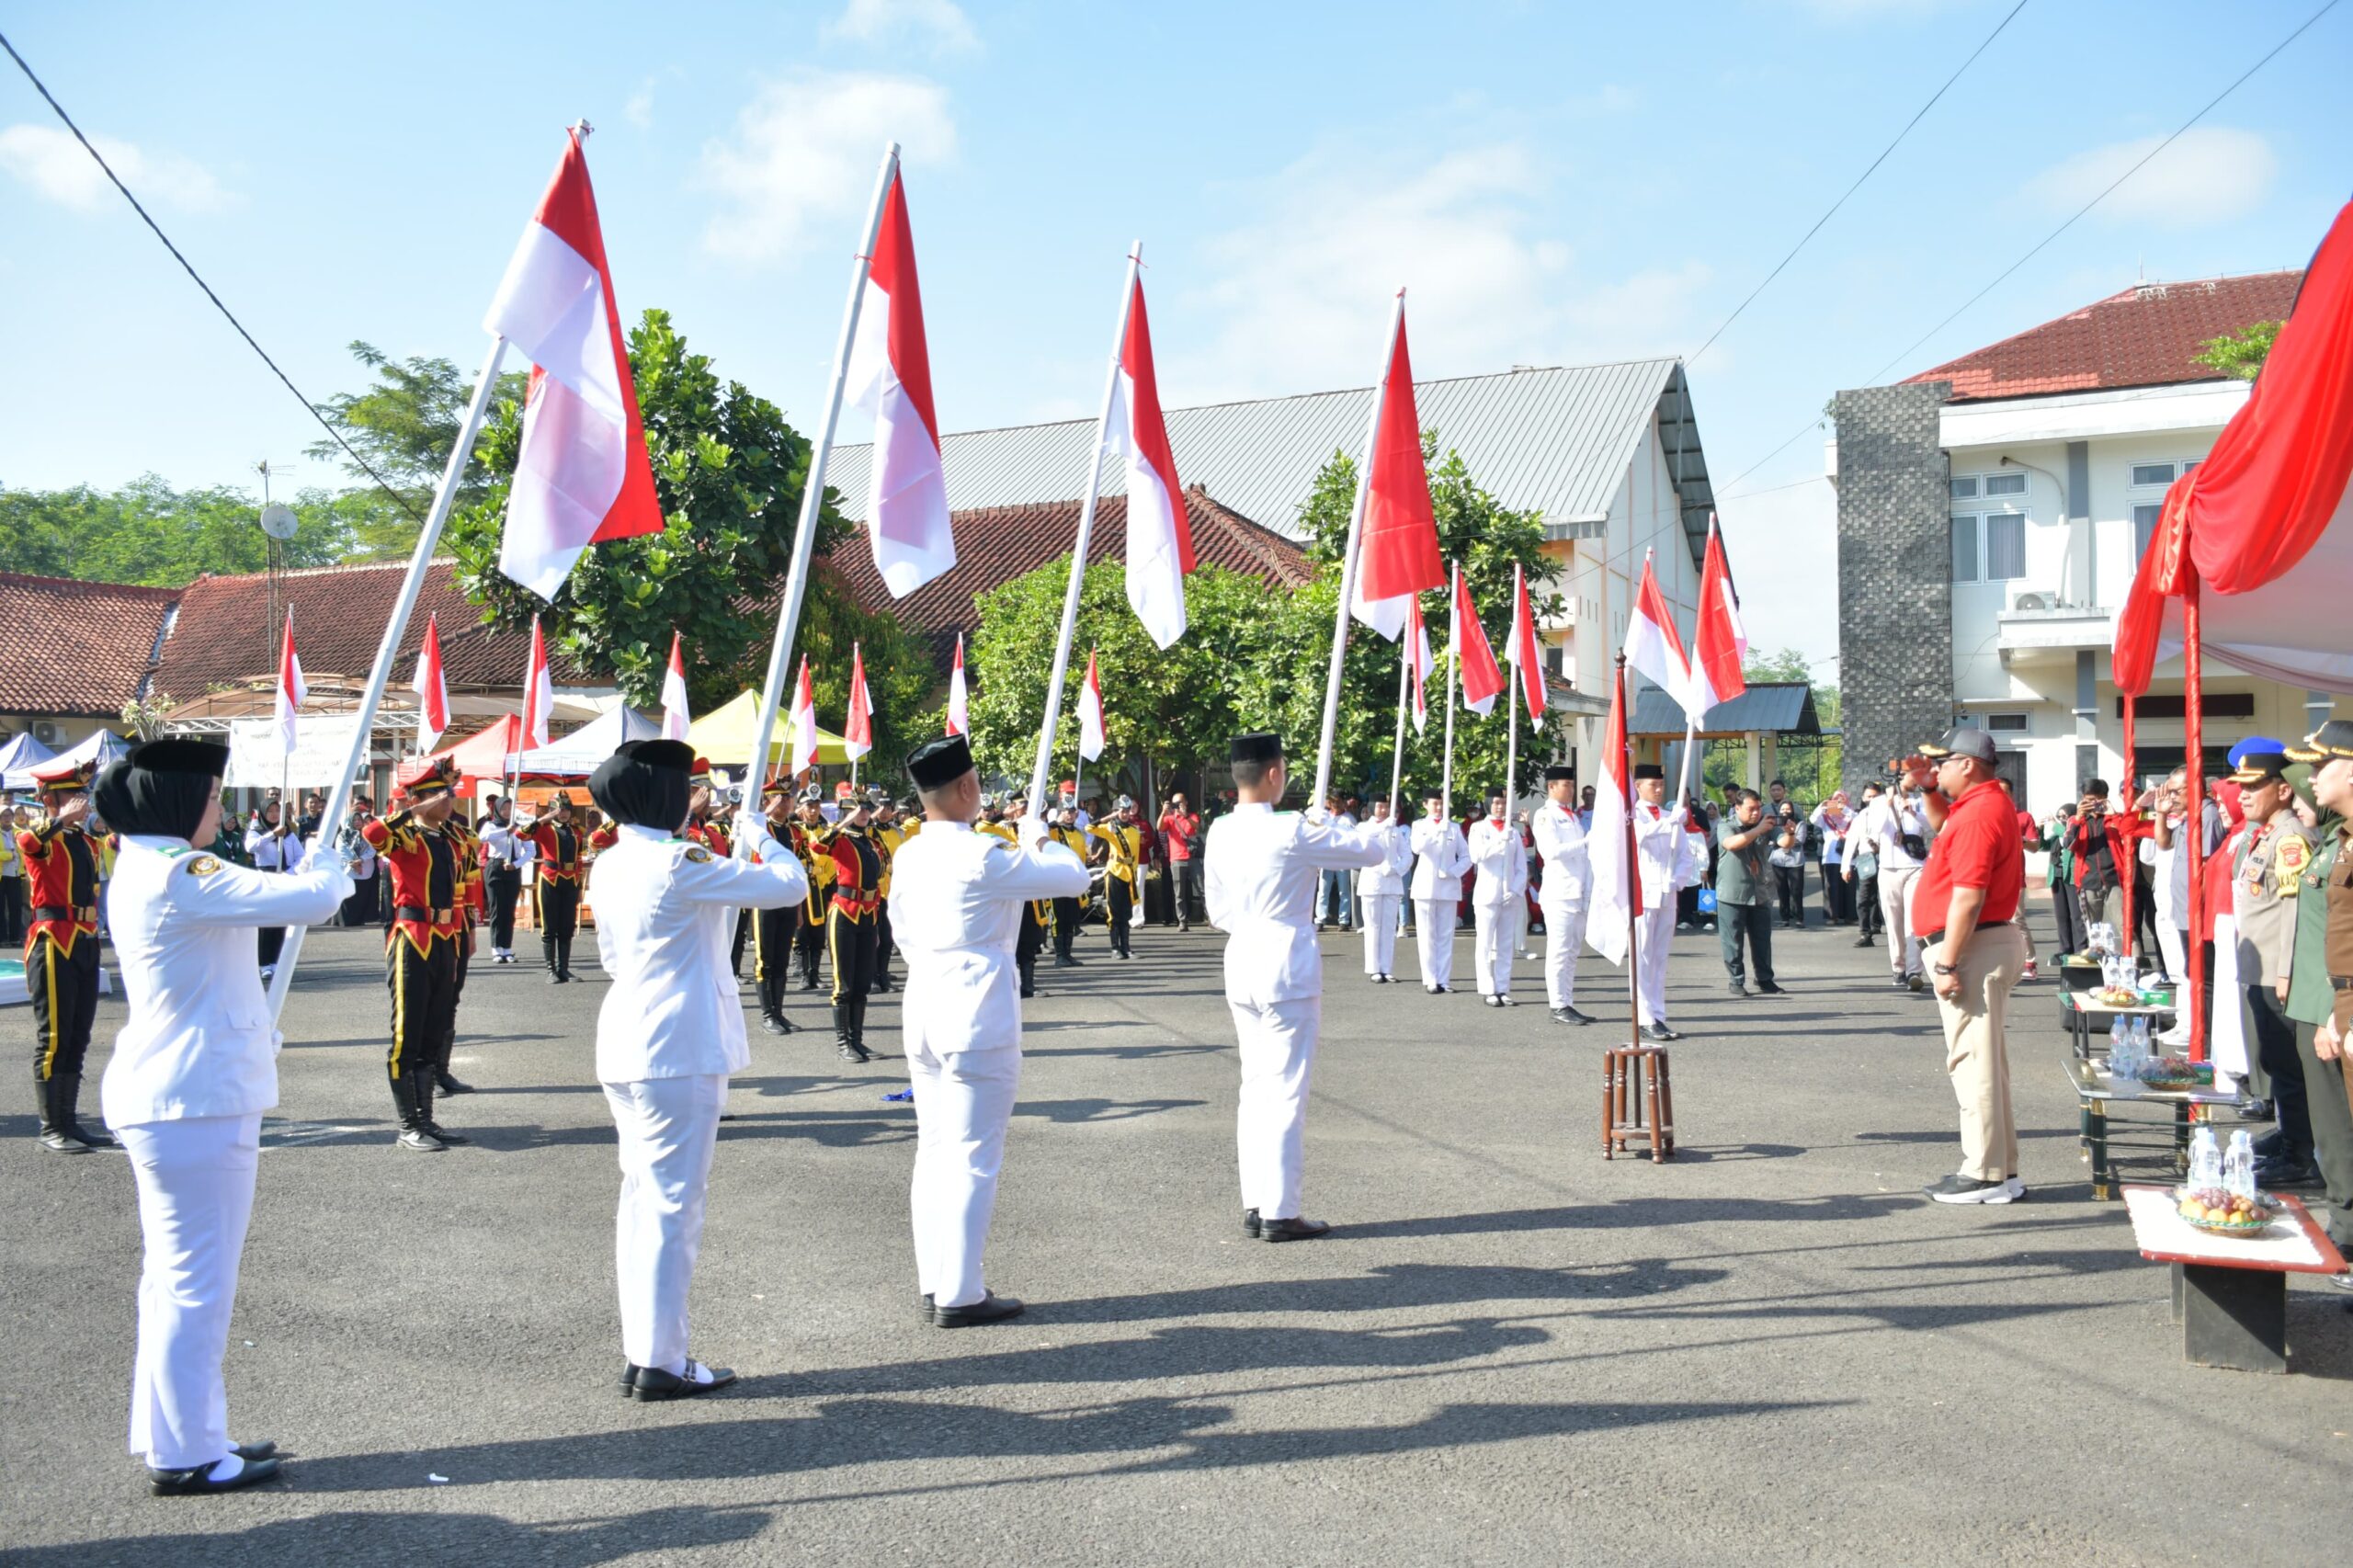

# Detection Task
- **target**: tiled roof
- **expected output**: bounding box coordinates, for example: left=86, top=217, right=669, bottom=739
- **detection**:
left=821, top=487, right=1312, bottom=666
left=1905, top=271, right=2303, bottom=403
left=0, top=573, right=179, bottom=718
left=152, top=559, right=601, bottom=703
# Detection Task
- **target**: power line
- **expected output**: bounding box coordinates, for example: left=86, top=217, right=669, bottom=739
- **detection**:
left=1717, top=472, right=1827, bottom=503
left=0, top=28, right=427, bottom=525
left=1717, top=0, right=2341, bottom=496
left=1688, top=0, right=2031, bottom=369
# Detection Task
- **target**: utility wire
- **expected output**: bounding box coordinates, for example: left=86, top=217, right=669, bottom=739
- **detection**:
left=1688, top=0, right=2031, bottom=369
left=0, top=28, right=428, bottom=525
left=1717, top=0, right=2341, bottom=497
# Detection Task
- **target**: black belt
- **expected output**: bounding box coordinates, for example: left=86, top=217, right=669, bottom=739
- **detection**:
left=1920, top=919, right=2013, bottom=948
left=392, top=905, right=456, bottom=924
left=31, top=905, right=97, bottom=923
left=2333, top=976, right=2353, bottom=992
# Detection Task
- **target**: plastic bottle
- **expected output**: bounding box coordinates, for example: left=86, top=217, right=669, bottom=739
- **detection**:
left=2223, top=1130, right=2256, bottom=1199
left=2188, top=1126, right=2222, bottom=1190
left=2131, top=1016, right=2153, bottom=1063
left=2109, top=1017, right=2143, bottom=1096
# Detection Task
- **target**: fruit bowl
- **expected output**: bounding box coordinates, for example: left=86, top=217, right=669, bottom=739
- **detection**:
left=2093, top=986, right=2143, bottom=1007
left=2136, top=1058, right=2211, bottom=1092
left=2174, top=1187, right=2279, bottom=1236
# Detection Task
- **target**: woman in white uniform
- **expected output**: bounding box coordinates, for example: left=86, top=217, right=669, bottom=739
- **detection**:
left=97, top=739, right=352, bottom=1494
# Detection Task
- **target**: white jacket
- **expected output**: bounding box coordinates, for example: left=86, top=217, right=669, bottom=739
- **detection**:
left=889, top=817, right=1089, bottom=1056
left=1531, top=801, right=1589, bottom=908
left=1631, top=802, right=1697, bottom=914
left=1206, top=804, right=1386, bottom=1006
left=102, top=835, right=351, bottom=1128
left=1409, top=817, right=1471, bottom=899
left=589, top=823, right=807, bottom=1082
left=1466, top=818, right=1529, bottom=908
left=1355, top=822, right=1414, bottom=896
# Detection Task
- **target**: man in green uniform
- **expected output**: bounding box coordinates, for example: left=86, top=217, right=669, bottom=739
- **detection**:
left=2283, top=719, right=2353, bottom=1288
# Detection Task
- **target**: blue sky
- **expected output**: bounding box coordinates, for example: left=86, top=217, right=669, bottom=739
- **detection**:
left=4, top=0, right=2347, bottom=665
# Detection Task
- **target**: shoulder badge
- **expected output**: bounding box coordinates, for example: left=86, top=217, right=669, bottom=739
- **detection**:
left=186, top=855, right=222, bottom=877
left=684, top=845, right=713, bottom=864
left=2277, top=835, right=2312, bottom=884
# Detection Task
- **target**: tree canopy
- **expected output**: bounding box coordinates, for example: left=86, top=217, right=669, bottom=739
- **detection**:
left=1699, top=646, right=1842, bottom=802
left=305, top=340, right=529, bottom=558
left=2193, top=322, right=2280, bottom=382
left=0, top=473, right=358, bottom=585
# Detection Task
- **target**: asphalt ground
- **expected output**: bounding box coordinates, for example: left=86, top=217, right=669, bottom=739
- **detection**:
left=3, top=897, right=2348, bottom=1567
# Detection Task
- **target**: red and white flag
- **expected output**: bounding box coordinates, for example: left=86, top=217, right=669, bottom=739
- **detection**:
left=521, top=614, right=554, bottom=749
left=844, top=168, right=956, bottom=597
left=1688, top=515, right=1748, bottom=717
left=1109, top=274, right=1196, bottom=647
left=844, top=642, right=874, bottom=762
left=1449, top=563, right=1505, bottom=717
left=411, top=613, right=450, bottom=751
left=659, top=630, right=691, bottom=742
left=486, top=128, right=665, bottom=600
left=788, top=656, right=820, bottom=777
left=1586, top=666, right=1636, bottom=966
left=1506, top=562, right=1545, bottom=722
left=1075, top=648, right=1107, bottom=763
left=1624, top=550, right=1692, bottom=712
left=945, top=633, right=968, bottom=736
left=1405, top=591, right=1435, bottom=736
left=1348, top=298, right=1447, bottom=641
left=275, top=610, right=307, bottom=754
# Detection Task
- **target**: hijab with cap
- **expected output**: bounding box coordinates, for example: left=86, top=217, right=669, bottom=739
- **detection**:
left=590, top=739, right=696, bottom=833
left=93, top=739, right=228, bottom=841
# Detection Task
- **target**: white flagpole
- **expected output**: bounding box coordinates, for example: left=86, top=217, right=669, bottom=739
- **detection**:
left=1440, top=563, right=1460, bottom=819
left=1310, top=288, right=1405, bottom=814
left=745, top=142, right=899, bottom=804
left=266, top=335, right=509, bottom=1024
left=1674, top=714, right=1701, bottom=812
left=1027, top=243, right=1142, bottom=818
left=1386, top=626, right=1411, bottom=822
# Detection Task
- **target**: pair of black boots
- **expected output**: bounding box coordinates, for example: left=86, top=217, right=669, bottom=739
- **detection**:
left=390, top=1067, right=469, bottom=1153
left=833, top=997, right=873, bottom=1063
left=543, top=935, right=575, bottom=983
left=34, top=1071, right=109, bottom=1153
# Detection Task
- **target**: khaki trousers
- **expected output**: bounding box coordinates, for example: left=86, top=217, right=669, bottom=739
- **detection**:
left=1932, top=923, right=2027, bottom=1182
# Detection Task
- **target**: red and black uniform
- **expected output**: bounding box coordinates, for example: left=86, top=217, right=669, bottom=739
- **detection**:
left=820, top=821, right=884, bottom=1062
left=793, top=809, right=832, bottom=991
left=751, top=801, right=801, bottom=1035
left=21, top=792, right=103, bottom=1148
left=524, top=816, right=584, bottom=981
left=439, top=818, right=485, bottom=1097
left=362, top=803, right=463, bottom=1142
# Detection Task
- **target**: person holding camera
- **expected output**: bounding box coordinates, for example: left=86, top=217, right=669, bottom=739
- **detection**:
left=2065, top=779, right=2131, bottom=935
left=1852, top=762, right=1934, bottom=990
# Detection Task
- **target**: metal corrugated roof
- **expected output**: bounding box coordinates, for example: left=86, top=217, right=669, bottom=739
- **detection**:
left=824, top=360, right=1709, bottom=559
left=1629, top=682, right=1819, bottom=737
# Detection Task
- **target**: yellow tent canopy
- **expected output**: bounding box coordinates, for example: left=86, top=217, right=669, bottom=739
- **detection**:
left=688, top=688, right=855, bottom=770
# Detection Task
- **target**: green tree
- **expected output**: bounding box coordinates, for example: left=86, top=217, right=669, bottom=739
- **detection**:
left=2193, top=321, right=2280, bottom=381
left=0, top=474, right=354, bottom=585
left=1699, top=646, right=1842, bottom=801
left=306, top=341, right=529, bottom=557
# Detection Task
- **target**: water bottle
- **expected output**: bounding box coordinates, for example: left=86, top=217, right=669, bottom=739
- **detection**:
left=2131, top=1017, right=2153, bottom=1062
left=2223, top=1131, right=2256, bottom=1199
left=2188, top=1126, right=2222, bottom=1190
left=2109, top=1017, right=2141, bottom=1096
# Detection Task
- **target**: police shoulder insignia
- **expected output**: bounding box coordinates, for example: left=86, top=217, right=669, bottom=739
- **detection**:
left=684, top=845, right=713, bottom=864
left=186, top=855, right=222, bottom=877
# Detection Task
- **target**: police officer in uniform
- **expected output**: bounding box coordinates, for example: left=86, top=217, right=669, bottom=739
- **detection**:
left=21, top=757, right=107, bottom=1152
left=2283, top=720, right=2353, bottom=1277
left=361, top=758, right=468, bottom=1152
left=815, top=796, right=886, bottom=1062
left=97, top=739, right=351, bottom=1493
left=893, top=735, right=1089, bottom=1325
left=2232, top=744, right=2321, bottom=1188
left=1090, top=796, right=1145, bottom=960
left=518, top=792, right=585, bottom=983
left=750, top=778, right=801, bottom=1037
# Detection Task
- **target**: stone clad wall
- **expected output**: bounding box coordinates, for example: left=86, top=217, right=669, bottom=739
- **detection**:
left=1834, top=381, right=1955, bottom=798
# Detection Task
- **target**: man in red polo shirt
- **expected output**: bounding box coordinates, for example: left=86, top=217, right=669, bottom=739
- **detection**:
left=1911, top=727, right=2029, bottom=1204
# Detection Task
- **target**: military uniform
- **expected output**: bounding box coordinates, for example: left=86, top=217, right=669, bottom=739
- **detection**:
left=2233, top=753, right=2320, bottom=1177
left=817, top=817, right=886, bottom=1062
left=2283, top=722, right=2353, bottom=1247
left=1049, top=821, right=1092, bottom=966
left=21, top=758, right=107, bottom=1152
left=522, top=810, right=585, bottom=982
left=360, top=759, right=468, bottom=1151
left=749, top=783, right=801, bottom=1036
left=1088, top=811, right=1145, bottom=959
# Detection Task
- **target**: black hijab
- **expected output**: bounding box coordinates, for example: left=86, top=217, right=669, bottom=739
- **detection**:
left=589, top=740, right=695, bottom=832
left=93, top=739, right=228, bottom=841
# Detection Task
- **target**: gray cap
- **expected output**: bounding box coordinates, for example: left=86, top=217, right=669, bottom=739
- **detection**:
left=1919, top=727, right=1997, bottom=765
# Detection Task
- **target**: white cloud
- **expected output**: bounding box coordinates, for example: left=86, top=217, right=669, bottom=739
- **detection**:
left=2024, top=127, right=2277, bottom=229
left=0, top=123, right=232, bottom=214
left=625, top=81, right=658, bottom=131
left=823, top=0, right=980, bottom=55
left=698, top=71, right=956, bottom=264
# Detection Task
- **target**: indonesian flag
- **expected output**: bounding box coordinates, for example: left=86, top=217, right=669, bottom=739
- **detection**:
left=521, top=614, right=554, bottom=749
left=788, top=656, right=819, bottom=777
left=659, top=630, right=691, bottom=741
left=486, top=128, right=665, bottom=600
left=844, top=168, right=956, bottom=597
left=1348, top=299, right=1447, bottom=640
left=1076, top=648, right=1107, bottom=763
left=1406, top=591, right=1435, bottom=735
left=411, top=613, right=450, bottom=751
left=844, top=642, right=874, bottom=762
left=945, top=633, right=968, bottom=736
left=1688, top=515, right=1748, bottom=718
left=1109, top=274, right=1196, bottom=647
left=275, top=610, right=307, bottom=754
left=1450, top=563, right=1506, bottom=717
left=1586, top=666, right=1635, bottom=966
left=1624, top=550, right=1692, bottom=713
left=1506, top=562, right=1545, bottom=722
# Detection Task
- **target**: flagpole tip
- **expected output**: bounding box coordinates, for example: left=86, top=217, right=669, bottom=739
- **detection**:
left=569, top=119, right=595, bottom=141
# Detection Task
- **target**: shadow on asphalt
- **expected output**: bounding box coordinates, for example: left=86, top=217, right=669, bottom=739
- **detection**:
left=6, top=1505, right=773, bottom=1566
left=1041, top=1258, right=1729, bottom=1325
left=1333, top=1196, right=1912, bottom=1241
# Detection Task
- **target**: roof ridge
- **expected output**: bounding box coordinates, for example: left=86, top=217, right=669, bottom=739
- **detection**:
left=183, top=556, right=454, bottom=587
left=0, top=571, right=184, bottom=599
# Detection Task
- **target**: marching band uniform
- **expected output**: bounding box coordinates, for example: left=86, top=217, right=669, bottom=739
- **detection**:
left=23, top=758, right=108, bottom=1153
left=439, top=815, right=486, bottom=1098
left=750, top=782, right=800, bottom=1037
left=1355, top=810, right=1413, bottom=982
left=1088, top=803, right=1145, bottom=960
left=521, top=805, right=585, bottom=983
left=1467, top=810, right=1529, bottom=1006
left=1408, top=807, right=1471, bottom=994
left=892, top=736, right=1088, bottom=1324
left=1049, top=818, right=1091, bottom=967
left=1630, top=766, right=1699, bottom=1041
left=793, top=793, right=832, bottom=993
left=817, top=814, right=886, bottom=1062
left=97, top=739, right=350, bottom=1493
left=871, top=802, right=904, bottom=993
left=1205, top=733, right=1385, bottom=1239
left=1530, top=768, right=1594, bottom=1023
left=585, top=740, right=807, bottom=1400
left=359, top=758, right=468, bottom=1151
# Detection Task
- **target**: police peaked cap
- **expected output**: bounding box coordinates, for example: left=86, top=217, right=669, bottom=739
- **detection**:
left=2286, top=719, right=2353, bottom=764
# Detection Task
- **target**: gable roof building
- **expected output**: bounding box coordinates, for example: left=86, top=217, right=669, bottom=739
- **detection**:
left=0, top=573, right=179, bottom=742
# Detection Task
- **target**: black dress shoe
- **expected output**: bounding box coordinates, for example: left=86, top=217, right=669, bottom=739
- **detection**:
left=2234, top=1097, right=2274, bottom=1121
left=1852, top=936, right=1874, bottom=949
left=1258, top=1215, right=1333, bottom=1243
left=423, top=1122, right=472, bottom=1146
left=437, top=1073, right=475, bottom=1095
left=1242, top=1208, right=1262, bottom=1237
left=548, top=971, right=567, bottom=984
left=620, top=1362, right=642, bottom=1395
left=631, top=1360, right=738, bottom=1401
left=933, top=1291, right=1026, bottom=1327
left=1549, top=1007, right=1586, bottom=1025
left=395, top=1127, right=447, bottom=1153
left=1755, top=983, right=1789, bottom=995
left=148, top=1454, right=283, bottom=1495
left=1641, top=1024, right=1683, bottom=1043
left=37, top=1127, right=96, bottom=1153
left=230, top=1440, right=278, bottom=1460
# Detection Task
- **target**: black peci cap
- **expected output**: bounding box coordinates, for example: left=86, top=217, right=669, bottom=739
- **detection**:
left=1230, top=732, right=1283, bottom=767
left=1632, top=763, right=1665, bottom=780
left=1543, top=764, right=1575, bottom=783
left=906, top=734, right=975, bottom=791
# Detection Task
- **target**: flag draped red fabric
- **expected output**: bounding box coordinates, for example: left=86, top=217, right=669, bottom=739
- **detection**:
left=1076, top=649, right=1107, bottom=763
left=1623, top=551, right=1691, bottom=712
left=275, top=610, right=307, bottom=753
left=789, top=656, right=819, bottom=777
left=1586, top=666, right=1634, bottom=965
left=1349, top=301, right=1446, bottom=639
left=1114, top=275, right=1194, bottom=647
left=945, top=633, right=968, bottom=736
left=1406, top=592, right=1434, bottom=735
left=1506, top=562, right=1544, bottom=722
left=411, top=613, right=449, bottom=751
left=845, top=169, right=956, bottom=597
left=1688, top=517, right=1748, bottom=717
left=521, top=615, right=554, bottom=749
left=659, top=630, right=690, bottom=742
left=845, top=642, right=874, bottom=762
left=1450, top=563, right=1505, bottom=717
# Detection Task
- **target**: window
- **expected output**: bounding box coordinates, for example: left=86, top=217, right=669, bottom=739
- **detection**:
left=1985, top=712, right=2029, bottom=733
left=2133, top=503, right=2164, bottom=562
left=2130, top=461, right=2177, bottom=488
left=1949, top=471, right=2028, bottom=583
left=1949, top=475, right=1978, bottom=501
left=1983, top=471, right=2027, bottom=498
left=2128, top=457, right=2201, bottom=563
left=1950, top=515, right=1978, bottom=580
left=1984, top=512, right=2025, bottom=578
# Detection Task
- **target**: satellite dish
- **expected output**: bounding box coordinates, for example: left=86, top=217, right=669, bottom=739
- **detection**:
left=259, top=503, right=299, bottom=540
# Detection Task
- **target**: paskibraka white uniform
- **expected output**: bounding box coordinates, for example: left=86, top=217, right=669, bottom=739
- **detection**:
left=103, top=834, right=350, bottom=1475
left=1531, top=801, right=1590, bottom=1011
left=1355, top=820, right=1414, bottom=979
left=1631, top=803, right=1699, bottom=1028
left=1407, top=816, right=1470, bottom=989
left=1465, top=818, right=1529, bottom=999
left=1205, top=804, right=1385, bottom=1221
left=888, top=816, right=1089, bottom=1310
left=587, top=822, right=806, bottom=1379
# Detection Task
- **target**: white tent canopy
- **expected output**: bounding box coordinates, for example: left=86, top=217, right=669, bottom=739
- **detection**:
left=4, top=728, right=126, bottom=791
left=504, top=705, right=660, bottom=778
left=0, top=731, right=60, bottom=790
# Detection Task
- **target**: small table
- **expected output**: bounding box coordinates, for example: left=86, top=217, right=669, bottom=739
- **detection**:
left=2056, top=989, right=2177, bottom=1060
left=2063, top=1057, right=2235, bottom=1200
left=2121, top=1186, right=2347, bottom=1372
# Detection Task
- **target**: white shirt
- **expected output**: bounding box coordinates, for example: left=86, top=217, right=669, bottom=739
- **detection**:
left=588, top=822, right=807, bottom=1083
left=1408, top=816, right=1471, bottom=899
left=479, top=818, right=524, bottom=868
left=890, top=817, right=1090, bottom=1057
left=1466, top=818, right=1529, bottom=908
left=1355, top=820, right=1414, bottom=895
left=101, top=835, right=352, bottom=1128
left=1632, top=801, right=1697, bottom=913
left=1531, top=801, right=1589, bottom=907
left=1205, top=803, right=1386, bottom=1006
left=244, top=822, right=302, bottom=871
left=1854, top=792, right=1931, bottom=870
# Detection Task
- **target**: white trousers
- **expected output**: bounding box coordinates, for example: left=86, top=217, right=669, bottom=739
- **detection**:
left=119, top=1113, right=262, bottom=1471
left=2154, top=920, right=2189, bottom=985
left=1414, top=900, right=1456, bottom=988
left=906, top=1040, right=1020, bottom=1311
left=1230, top=995, right=1320, bottom=1220
left=1879, top=866, right=1923, bottom=978
left=602, top=1074, right=724, bottom=1377
left=1632, top=901, right=1676, bottom=1026
left=1472, top=903, right=1515, bottom=995
left=1359, top=892, right=1401, bottom=975
left=2210, top=915, right=2250, bottom=1087
left=1540, top=898, right=1586, bottom=1010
